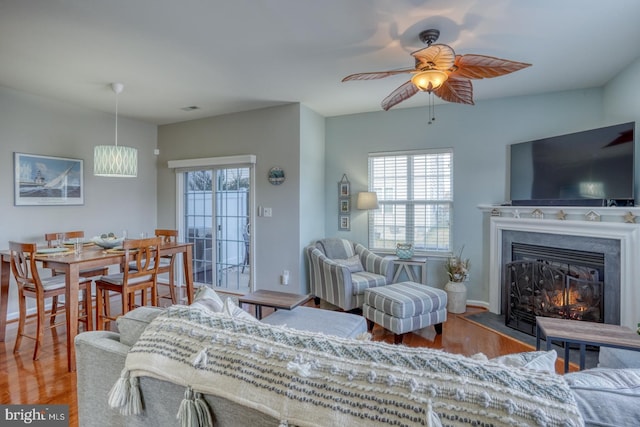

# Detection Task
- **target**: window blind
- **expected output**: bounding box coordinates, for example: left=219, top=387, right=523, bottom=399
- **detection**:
left=368, top=149, right=452, bottom=253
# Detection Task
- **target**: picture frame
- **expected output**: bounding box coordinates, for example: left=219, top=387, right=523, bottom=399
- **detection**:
left=14, top=152, right=84, bottom=206
left=340, top=199, right=350, bottom=213
left=339, top=215, right=350, bottom=231
left=339, top=174, right=350, bottom=197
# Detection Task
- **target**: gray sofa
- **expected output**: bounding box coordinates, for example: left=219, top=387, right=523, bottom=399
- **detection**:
left=76, top=306, right=640, bottom=427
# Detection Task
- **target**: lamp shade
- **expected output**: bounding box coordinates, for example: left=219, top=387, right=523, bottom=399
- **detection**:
left=94, top=145, right=138, bottom=177
left=411, top=69, right=448, bottom=92
left=357, top=191, right=379, bottom=209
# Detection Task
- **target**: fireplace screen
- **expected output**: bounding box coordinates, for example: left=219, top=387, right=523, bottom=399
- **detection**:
left=505, top=243, right=604, bottom=335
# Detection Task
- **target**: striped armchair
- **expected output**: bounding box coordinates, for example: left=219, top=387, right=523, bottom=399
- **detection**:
left=306, top=238, right=393, bottom=311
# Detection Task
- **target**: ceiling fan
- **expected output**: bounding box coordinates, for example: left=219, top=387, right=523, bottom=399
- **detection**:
left=342, top=29, right=531, bottom=111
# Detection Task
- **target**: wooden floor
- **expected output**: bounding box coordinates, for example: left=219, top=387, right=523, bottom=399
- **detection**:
left=0, top=303, right=573, bottom=427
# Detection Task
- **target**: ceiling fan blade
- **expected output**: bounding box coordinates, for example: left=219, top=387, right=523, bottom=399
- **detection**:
left=411, top=44, right=456, bottom=70
left=342, top=68, right=415, bottom=82
left=381, top=80, right=419, bottom=111
left=434, top=77, right=474, bottom=105
left=451, top=54, right=531, bottom=80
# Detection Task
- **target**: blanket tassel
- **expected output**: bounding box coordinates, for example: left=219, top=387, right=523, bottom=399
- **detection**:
left=108, top=369, right=143, bottom=416
left=355, top=332, right=372, bottom=341
left=192, top=348, right=208, bottom=368
left=178, top=386, right=213, bottom=427
left=425, top=399, right=442, bottom=427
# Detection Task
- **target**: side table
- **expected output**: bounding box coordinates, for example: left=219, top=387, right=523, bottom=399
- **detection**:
left=391, top=256, right=428, bottom=284
left=238, top=290, right=312, bottom=320
left=536, top=316, right=640, bottom=372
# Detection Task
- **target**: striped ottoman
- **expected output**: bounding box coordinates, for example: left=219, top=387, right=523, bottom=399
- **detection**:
left=363, top=281, right=447, bottom=344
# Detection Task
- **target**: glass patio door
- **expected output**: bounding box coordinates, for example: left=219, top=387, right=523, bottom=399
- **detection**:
left=181, top=166, right=252, bottom=293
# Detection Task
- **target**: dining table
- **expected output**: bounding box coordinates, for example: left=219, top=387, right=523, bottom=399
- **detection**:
left=0, top=240, right=194, bottom=372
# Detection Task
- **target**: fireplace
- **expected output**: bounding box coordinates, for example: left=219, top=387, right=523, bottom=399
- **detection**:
left=505, top=243, right=604, bottom=335
left=486, top=212, right=639, bottom=330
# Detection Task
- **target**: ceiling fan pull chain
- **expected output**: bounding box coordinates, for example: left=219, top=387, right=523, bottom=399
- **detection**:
left=428, top=93, right=436, bottom=124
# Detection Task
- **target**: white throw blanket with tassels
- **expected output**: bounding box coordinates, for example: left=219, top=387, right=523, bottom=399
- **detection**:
left=109, top=306, right=584, bottom=427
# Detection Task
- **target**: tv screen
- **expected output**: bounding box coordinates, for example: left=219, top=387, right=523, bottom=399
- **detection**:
left=509, top=122, right=635, bottom=206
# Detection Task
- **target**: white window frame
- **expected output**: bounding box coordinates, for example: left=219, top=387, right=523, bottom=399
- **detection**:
left=368, top=149, right=453, bottom=255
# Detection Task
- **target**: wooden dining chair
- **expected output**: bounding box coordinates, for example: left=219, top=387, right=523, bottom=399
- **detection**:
left=45, top=231, right=108, bottom=325
left=9, top=241, right=93, bottom=360
left=126, top=229, right=179, bottom=306
left=94, top=237, right=162, bottom=330
left=154, top=229, right=179, bottom=305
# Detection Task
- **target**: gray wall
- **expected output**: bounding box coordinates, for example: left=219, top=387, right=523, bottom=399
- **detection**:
left=157, top=104, right=307, bottom=293
left=1, top=85, right=158, bottom=318
left=299, top=105, right=326, bottom=282
left=325, top=89, right=607, bottom=303
left=3, top=56, right=638, bottom=318
left=603, top=57, right=640, bottom=199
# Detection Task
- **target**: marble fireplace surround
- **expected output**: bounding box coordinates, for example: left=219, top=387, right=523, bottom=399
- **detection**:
left=487, top=211, right=640, bottom=329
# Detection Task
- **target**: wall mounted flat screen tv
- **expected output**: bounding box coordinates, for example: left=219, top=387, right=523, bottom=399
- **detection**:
left=509, top=122, right=635, bottom=206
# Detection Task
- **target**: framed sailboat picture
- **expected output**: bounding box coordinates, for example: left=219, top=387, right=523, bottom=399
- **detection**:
left=14, top=153, right=84, bottom=206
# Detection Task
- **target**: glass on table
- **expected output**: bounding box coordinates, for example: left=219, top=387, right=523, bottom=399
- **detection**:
left=74, top=238, right=83, bottom=254
left=56, top=233, right=64, bottom=248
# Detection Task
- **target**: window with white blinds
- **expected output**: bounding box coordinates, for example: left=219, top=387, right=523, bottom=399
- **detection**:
left=368, top=149, right=452, bottom=253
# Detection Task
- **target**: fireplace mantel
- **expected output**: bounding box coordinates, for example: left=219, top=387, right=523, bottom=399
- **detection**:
left=478, top=204, right=640, bottom=220
left=486, top=215, right=640, bottom=329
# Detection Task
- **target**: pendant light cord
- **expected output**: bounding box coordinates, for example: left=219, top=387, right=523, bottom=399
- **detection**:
left=114, top=90, right=119, bottom=147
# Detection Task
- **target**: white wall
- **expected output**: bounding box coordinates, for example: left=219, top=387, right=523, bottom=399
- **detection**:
left=325, top=89, right=605, bottom=303
left=157, top=104, right=305, bottom=293
left=0, top=85, right=158, bottom=318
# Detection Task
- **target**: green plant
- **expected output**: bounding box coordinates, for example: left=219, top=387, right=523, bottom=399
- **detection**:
left=445, top=246, right=470, bottom=282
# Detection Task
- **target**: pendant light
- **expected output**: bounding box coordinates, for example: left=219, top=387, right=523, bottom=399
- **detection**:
left=94, top=83, right=138, bottom=177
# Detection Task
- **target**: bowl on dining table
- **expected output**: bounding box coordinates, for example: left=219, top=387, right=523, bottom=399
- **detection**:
left=91, top=235, right=124, bottom=249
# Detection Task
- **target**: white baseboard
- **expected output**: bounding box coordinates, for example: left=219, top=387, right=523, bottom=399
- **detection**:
left=466, top=299, right=490, bottom=310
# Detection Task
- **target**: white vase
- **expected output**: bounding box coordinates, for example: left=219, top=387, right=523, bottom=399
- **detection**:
left=444, top=280, right=467, bottom=314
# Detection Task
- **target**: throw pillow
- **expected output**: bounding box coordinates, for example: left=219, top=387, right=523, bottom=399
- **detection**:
left=190, top=286, right=225, bottom=313
left=336, top=255, right=364, bottom=273
left=223, top=297, right=258, bottom=322
left=490, top=350, right=557, bottom=373
left=116, top=306, right=165, bottom=346
left=564, top=368, right=640, bottom=427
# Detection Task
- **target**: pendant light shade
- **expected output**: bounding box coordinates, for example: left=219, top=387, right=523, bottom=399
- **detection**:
left=93, top=145, right=137, bottom=177
left=94, top=83, right=138, bottom=177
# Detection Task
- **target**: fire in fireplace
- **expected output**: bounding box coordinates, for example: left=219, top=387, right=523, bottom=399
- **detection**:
left=505, top=243, right=604, bottom=335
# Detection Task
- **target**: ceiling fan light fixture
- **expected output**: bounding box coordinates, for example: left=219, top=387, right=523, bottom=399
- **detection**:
left=411, top=70, right=448, bottom=92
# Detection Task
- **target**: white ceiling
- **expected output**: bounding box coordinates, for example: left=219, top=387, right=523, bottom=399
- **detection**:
left=1, top=0, right=639, bottom=125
